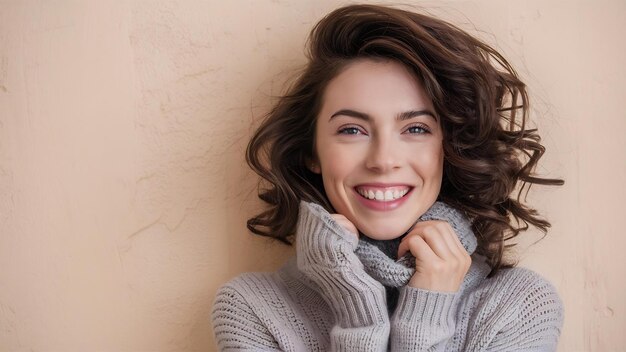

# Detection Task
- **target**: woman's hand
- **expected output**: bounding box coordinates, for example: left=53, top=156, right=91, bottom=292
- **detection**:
left=329, top=214, right=359, bottom=239
left=397, top=220, right=471, bottom=292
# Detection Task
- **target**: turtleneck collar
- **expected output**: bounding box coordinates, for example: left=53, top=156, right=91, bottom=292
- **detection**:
left=281, top=201, right=491, bottom=293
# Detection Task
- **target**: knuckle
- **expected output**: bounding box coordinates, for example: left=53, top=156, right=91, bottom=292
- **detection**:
left=450, top=258, right=461, bottom=269
left=407, top=236, right=422, bottom=248
left=465, top=255, right=472, bottom=270
left=429, top=260, right=445, bottom=273
left=332, top=214, right=349, bottom=224
left=434, top=221, right=449, bottom=230
left=421, top=227, right=438, bottom=239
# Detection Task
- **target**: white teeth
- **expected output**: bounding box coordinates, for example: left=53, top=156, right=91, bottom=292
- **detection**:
left=357, top=187, right=410, bottom=202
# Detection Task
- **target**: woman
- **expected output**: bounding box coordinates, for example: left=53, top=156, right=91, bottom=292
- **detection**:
left=212, top=4, right=564, bottom=351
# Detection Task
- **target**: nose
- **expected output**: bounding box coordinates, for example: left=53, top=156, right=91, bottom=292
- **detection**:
left=364, top=135, right=401, bottom=173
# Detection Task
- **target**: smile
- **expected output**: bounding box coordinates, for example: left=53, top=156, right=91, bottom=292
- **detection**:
left=354, top=185, right=412, bottom=202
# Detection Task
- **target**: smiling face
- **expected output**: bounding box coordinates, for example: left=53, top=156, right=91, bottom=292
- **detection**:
left=312, top=59, right=444, bottom=240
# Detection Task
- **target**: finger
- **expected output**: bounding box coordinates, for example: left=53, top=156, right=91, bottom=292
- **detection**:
left=437, top=222, right=470, bottom=260
left=435, top=223, right=472, bottom=272
left=397, top=234, right=438, bottom=263
left=410, top=222, right=455, bottom=260
left=420, top=222, right=471, bottom=273
left=413, top=221, right=467, bottom=258
left=340, top=220, right=358, bottom=236
left=435, top=222, right=466, bottom=257
left=329, top=214, right=358, bottom=237
left=438, top=225, right=471, bottom=272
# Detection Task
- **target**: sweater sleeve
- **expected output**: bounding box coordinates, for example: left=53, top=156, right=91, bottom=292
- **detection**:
left=390, top=273, right=564, bottom=352
left=485, top=272, right=564, bottom=352
left=211, top=284, right=282, bottom=351
left=296, top=201, right=390, bottom=352
left=390, top=286, right=460, bottom=351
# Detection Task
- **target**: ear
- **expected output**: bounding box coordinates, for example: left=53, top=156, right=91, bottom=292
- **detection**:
left=306, top=158, right=321, bottom=174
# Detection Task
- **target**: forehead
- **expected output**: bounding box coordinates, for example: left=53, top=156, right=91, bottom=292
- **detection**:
left=320, top=59, right=434, bottom=115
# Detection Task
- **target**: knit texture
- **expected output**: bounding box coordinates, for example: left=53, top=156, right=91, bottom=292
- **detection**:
left=212, top=201, right=563, bottom=351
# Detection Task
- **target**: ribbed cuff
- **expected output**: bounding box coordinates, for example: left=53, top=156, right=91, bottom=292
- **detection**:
left=394, top=285, right=459, bottom=328
left=297, top=202, right=359, bottom=267
left=313, top=265, right=388, bottom=326
left=296, top=201, right=388, bottom=327
left=390, top=286, right=459, bottom=350
left=331, top=323, right=390, bottom=352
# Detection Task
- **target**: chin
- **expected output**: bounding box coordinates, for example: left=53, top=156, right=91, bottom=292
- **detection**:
left=358, top=224, right=409, bottom=241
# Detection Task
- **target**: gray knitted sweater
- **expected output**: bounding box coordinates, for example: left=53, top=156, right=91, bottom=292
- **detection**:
left=212, top=201, right=563, bottom=351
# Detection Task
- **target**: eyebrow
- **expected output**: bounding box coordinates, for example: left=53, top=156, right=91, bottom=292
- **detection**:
left=329, top=109, right=437, bottom=122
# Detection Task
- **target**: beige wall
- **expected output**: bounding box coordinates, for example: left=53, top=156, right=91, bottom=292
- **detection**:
left=1, top=0, right=624, bottom=351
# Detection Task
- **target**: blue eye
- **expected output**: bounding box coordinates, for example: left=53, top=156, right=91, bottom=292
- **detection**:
left=338, top=127, right=364, bottom=135
left=405, top=124, right=430, bottom=134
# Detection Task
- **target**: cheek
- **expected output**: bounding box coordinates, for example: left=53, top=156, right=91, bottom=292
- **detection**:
left=433, top=146, right=444, bottom=175
left=317, top=141, right=362, bottom=176
left=412, top=142, right=444, bottom=179
left=319, top=149, right=354, bottom=183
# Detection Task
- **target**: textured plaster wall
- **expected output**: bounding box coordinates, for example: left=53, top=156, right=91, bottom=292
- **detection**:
left=0, top=0, right=624, bottom=351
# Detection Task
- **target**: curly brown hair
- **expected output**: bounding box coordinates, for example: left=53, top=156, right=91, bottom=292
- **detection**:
left=245, top=4, right=563, bottom=275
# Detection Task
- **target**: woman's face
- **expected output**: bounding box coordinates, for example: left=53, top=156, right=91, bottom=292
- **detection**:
left=312, top=59, right=444, bottom=240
